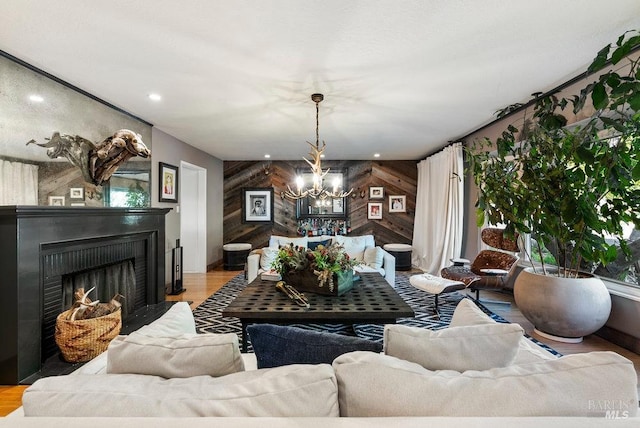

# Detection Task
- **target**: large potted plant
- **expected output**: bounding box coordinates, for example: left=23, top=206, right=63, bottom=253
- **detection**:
left=467, top=31, right=640, bottom=342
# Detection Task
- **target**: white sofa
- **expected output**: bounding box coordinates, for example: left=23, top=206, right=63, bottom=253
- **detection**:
left=8, top=301, right=638, bottom=424
left=246, top=234, right=396, bottom=285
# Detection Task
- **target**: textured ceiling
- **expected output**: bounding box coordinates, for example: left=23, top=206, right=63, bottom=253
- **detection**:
left=2, top=0, right=640, bottom=160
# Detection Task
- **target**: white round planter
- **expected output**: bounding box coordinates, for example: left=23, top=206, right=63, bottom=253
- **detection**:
left=514, top=267, right=611, bottom=343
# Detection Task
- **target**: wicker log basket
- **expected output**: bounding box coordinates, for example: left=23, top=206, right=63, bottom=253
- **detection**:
left=55, top=308, right=122, bottom=363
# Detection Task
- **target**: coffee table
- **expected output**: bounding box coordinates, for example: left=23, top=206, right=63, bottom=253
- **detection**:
left=222, top=272, right=415, bottom=351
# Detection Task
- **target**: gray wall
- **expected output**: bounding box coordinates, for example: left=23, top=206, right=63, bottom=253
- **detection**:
left=151, top=128, right=224, bottom=284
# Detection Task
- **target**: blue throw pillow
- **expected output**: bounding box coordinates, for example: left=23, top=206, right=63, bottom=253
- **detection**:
left=247, top=324, right=383, bottom=368
left=307, top=239, right=331, bottom=250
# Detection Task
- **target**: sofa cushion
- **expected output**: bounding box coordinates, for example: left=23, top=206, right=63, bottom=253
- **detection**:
left=449, top=298, right=495, bottom=327
left=259, top=247, right=280, bottom=271
left=335, top=235, right=374, bottom=262
left=353, top=264, right=385, bottom=278
left=332, top=351, right=638, bottom=417
left=384, top=323, right=523, bottom=371
left=134, top=301, right=196, bottom=337
left=106, top=332, right=244, bottom=378
left=247, top=324, right=382, bottom=368
left=363, top=246, right=384, bottom=269
left=269, top=235, right=308, bottom=249
left=23, top=364, right=339, bottom=417
left=447, top=299, right=556, bottom=364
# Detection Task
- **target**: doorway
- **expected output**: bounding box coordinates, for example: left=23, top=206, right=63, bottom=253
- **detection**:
left=180, top=161, right=207, bottom=273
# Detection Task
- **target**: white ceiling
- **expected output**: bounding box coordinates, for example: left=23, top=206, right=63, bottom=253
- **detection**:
left=2, top=0, right=640, bottom=161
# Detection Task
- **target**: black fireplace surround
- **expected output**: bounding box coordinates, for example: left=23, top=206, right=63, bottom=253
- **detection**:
left=0, top=206, right=170, bottom=384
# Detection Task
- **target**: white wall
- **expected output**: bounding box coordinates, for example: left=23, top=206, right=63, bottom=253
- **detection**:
left=150, top=128, right=223, bottom=284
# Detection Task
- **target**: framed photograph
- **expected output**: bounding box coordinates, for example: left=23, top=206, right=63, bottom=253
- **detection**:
left=368, top=202, right=383, bottom=220
left=159, top=162, right=179, bottom=203
left=369, top=186, right=384, bottom=199
left=332, top=198, right=344, bottom=213
left=69, top=187, right=84, bottom=199
left=389, top=195, right=406, bottom=213
left=242, top=187, right=274, bottom=224
left=49, top=196, right=65, bottom=206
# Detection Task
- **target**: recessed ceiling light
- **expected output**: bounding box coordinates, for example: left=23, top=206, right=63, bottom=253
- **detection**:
left=374, top=153, right=381, bottom=158
left=148, top=93, right=162, bottom=101
left=320, top=154, right=325, bottom=158
left=264, top=154, right=271, bottom=158
left=29, top=94, right=44, bottom=103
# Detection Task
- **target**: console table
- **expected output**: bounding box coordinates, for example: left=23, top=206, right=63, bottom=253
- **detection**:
left=222, top=272, right=414, bottom=351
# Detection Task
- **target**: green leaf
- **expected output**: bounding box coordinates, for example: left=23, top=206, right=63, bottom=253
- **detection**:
left=575, top=146, right=595, bottom=163
left=476, top=209, right=485, bottom=228
left=633, top=162, right=640, bottom=180
left=588, top=45, right=610, bottom=72
left=604, top=245, right=618, bottom=264
left=591, top=82, right=608, bottom=110
left=611, top=43, right=630, bottom=64
left=629, top=92, right=640, bottom=111
left=600, top=116, right=626, bottom=133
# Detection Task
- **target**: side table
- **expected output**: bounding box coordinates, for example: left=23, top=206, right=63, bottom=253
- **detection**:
left=383, top=243, right=413, bottom=271
left=223, top=243, right=252, bottom=271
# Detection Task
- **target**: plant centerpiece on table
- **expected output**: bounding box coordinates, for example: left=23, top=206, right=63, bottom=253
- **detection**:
left=272, top=243, right=358, bottom=296
left=467, top=30, right=640, bottom=342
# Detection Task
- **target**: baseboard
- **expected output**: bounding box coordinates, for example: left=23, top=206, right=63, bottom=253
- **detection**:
left=208, top=259, right=223, bottom=271
left=596, top=325, right=640, bottom=354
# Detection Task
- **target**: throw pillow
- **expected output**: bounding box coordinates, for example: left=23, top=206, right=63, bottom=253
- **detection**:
left=247, top=324, right=382, bottom=368
left=259, top=247, right=280, bottom=271
left=106, top=332, right=245, bottom=378
left=277, top=236, right=308, bottom=249
left=363, top=246, right=384, bottom=269
left=332, top=351, right=638, bottom=417
left=335, top=235, right=371, bottom=262
left=308, top=239, right=331, bottom=250
left=269, top=235, right=310, bottom=249
left=448, top=298, right=495, bottom=327
left=383, top=323, right=523, bottom=371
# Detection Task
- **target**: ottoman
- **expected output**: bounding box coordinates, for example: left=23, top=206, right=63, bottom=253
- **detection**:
left=223, top=243, right=252, bottom=271
left=409, top=273, right=466, bottom=318
left=383, top=243, right=413, bottom=271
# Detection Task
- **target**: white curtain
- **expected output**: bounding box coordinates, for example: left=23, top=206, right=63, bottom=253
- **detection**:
left=0, top=160, right=39, bottom=205
left=411, top=143, right=464, bottom=274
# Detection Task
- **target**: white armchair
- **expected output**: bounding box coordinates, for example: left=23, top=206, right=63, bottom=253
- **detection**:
left=246, top=235, right=396, bottom=285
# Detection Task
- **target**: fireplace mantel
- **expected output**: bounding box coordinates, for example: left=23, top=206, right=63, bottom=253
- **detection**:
left=0, top=206, right=171, bottom=384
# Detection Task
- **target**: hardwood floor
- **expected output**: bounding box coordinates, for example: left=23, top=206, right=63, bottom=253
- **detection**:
left=1, top=267, right=638, bottom=416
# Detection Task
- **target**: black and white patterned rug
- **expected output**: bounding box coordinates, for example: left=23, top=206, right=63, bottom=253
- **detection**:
left=193, top=272, right=560, bottom=356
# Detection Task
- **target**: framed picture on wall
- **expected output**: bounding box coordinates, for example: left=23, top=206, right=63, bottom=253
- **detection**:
left=389, top=195, right=406, bottom=213
left=369, top=186, right=384, bottom=199
left=159, top=162, right=179, bottom=203
left=69, top=187, right=84, bottom=199
left=242, top=187, right=274, bottom=224
left=368, top=202, right=383, bottom=220
left=49, top=196, right=65, bottom=206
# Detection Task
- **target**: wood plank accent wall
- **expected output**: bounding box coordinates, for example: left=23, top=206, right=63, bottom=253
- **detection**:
left=223, top=160, right=418, bottom=250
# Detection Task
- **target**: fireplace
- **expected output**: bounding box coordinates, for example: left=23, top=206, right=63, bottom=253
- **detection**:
left=0, top=206, right=170, bottom=384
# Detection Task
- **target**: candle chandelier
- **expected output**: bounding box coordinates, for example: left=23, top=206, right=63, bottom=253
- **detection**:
left=282, top=93, right=353, bottom=200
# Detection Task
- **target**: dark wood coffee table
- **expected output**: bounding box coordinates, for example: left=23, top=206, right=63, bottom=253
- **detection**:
left=222, top=272, right=415, bottom=351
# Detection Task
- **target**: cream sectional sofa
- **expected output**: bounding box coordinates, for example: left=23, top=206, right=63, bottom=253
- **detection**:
left=246, top=234, right=396, bottom=285
left=7, top=300, right=638, bottom=425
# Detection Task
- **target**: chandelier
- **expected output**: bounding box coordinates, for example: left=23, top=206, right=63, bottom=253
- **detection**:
left=283, top=93, right=353, bottom=200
